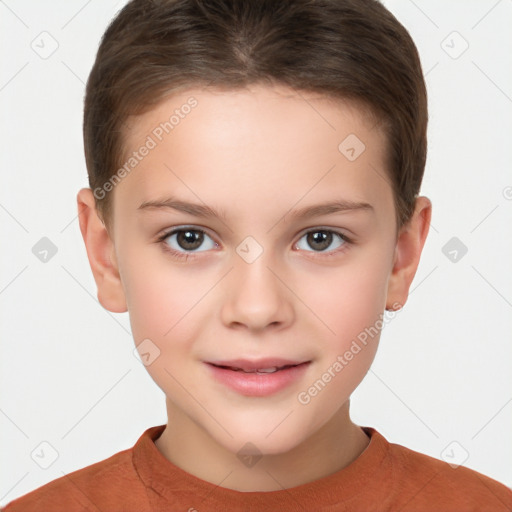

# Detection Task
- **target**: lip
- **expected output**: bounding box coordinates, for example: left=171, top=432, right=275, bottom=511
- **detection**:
left=204, top=359, right=311, bottom=397
left=207, top=358, right=307, bottom=371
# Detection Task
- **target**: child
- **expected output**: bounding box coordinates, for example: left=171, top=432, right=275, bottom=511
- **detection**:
left=4, top=0, right=512, bottom=510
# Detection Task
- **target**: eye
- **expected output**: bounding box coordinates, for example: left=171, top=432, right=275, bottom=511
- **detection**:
left=295, top=229, right=350, bottom=254
left=157, top=226, right=351, bottom=261
left=159, top=227, right=217, bottom=255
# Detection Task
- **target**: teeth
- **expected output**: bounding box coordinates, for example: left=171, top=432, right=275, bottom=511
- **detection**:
left=218, top=364, right=301, bottom=373
left=256, top=367, right=279, bottom=373
left=229, top=366, right=280, bottom=373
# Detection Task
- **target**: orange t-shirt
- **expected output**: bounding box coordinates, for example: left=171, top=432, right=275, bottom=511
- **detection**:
left=3, top=425, right=512, bottom=511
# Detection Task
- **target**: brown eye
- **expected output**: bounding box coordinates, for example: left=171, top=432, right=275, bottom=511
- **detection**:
left=296, top=229, right=349, bottom=253
left=306, top=231, right=332, bottom=251
left=176, top=230, right=204, bottom=250
left=161, top=228, right=216, bottom=253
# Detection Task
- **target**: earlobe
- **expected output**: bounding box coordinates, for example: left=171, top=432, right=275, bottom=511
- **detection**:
left=76, top=188, right=128, bottom=313
left=385, top=196, right=432, bottom=310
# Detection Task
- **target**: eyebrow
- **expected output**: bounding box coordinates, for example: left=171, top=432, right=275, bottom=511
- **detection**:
left=137, top=196, right=374, bottom=220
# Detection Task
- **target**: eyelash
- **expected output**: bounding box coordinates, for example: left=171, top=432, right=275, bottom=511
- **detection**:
left=156, top=226, right=353, bottom=261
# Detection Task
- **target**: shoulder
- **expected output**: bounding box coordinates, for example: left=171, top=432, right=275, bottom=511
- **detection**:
left=384, top=436, right=512, bottom=510
left=2, top=446, right=149, bottom=512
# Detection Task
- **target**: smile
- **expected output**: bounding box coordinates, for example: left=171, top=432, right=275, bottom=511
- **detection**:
left=213, top=364, right=298, bottom=374
left=205, top=360, right=311, bottom=396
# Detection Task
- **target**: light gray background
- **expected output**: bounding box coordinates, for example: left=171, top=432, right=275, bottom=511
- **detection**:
left=1, top=0, right=511, bottom=505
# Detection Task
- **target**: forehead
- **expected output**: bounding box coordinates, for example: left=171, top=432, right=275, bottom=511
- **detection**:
left=123, top=84, right=381, bottom=153
left=115, top=84, right=392, bottom=221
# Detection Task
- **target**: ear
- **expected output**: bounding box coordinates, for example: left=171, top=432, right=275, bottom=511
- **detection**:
left=76, top=188, right=127, bottom=313
left=386, top=196, right=432, bottom=310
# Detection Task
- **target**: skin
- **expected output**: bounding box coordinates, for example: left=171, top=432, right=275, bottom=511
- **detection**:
left=77, top=84, right=431, bottom=492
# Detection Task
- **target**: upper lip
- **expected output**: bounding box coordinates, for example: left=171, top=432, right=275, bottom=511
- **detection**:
left=206, top=358, right=309, bottom=371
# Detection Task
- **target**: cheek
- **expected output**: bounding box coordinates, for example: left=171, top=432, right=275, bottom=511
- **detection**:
left=295, top=248, right=392, bottom=406
left=130, top=278, right=203, bottom=344
left=296, top=261, right=388, bottom=415
left=122, top=257, right=210, bottom=395
left=119, top=245, right=207, bottom=344
left=301, top=255, right=390, bottom=342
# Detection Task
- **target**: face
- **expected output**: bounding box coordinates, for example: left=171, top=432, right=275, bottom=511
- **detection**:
left=104, top=85, right=400, bottom=455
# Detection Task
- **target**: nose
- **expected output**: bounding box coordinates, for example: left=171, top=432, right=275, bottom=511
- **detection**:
left=220, top=251, right=295, bottom=332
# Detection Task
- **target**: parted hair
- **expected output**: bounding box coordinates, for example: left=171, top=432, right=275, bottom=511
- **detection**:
left=83, top=0, right=427, bottom=232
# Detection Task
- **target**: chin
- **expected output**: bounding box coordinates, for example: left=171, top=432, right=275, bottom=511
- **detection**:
left=212, top=420, right=311, bottom=457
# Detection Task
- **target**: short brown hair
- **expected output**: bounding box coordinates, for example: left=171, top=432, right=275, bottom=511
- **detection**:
left=83, top=0, right=427, bottom=232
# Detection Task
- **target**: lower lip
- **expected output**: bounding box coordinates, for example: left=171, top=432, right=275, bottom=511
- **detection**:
left=205, top=362, right=311, bottom=397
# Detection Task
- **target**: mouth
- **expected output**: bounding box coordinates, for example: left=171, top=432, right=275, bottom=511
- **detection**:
left=204, top=359, right=311, bottom=396
left=206, top=358, right=310, bottom=373
left=209, top=363, right=305, bottom=374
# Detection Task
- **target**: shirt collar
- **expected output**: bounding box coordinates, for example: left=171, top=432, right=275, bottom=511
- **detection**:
left=132, top=424, right=389, bottom=509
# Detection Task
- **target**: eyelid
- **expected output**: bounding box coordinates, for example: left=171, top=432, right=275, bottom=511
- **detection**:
left=293, top=226, right=352, bottom=254
left=156, top=226, right=219, bottom=261
left=156, top=225, right=217, bottom=243
left=156, top=226, right=353, bottom=267
left=157, top=225, right=352, bottom=244
left=298, top=225, right=352, bottom=238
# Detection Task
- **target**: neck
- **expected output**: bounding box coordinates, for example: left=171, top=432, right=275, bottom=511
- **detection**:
left=155, top=399, right=370, bottom=491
